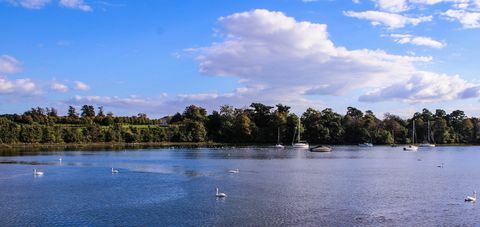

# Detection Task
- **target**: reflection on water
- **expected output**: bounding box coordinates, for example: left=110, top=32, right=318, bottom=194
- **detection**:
left=1, top=146, right=480, bottom=226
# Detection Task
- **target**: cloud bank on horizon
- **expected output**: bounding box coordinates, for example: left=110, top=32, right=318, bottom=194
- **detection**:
left=1, top=0, right=480, bottom=117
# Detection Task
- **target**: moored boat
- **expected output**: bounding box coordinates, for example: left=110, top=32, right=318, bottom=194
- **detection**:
left=403, top=120, right=418, bottom=152
left=310, top=145, right=332, bottom=152
left=358, top=142, right=373, bottom=147
left=292, top=118, right=309, bottom=149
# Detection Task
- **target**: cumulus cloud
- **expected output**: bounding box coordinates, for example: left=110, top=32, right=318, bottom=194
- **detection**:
left=182, top=9, right=480, bottom=109
left=344, top=10, right=432, bottom=29
left=74, top=81, right=89, bottom=90
left=359, top=72, right=479, bottom=103
left=0, top=55, right=21, bottom=74
left=59, top=0, right=91, bottom=11
left=443, top=9, right=480, bottom=28
left=390, top=34, right=446, bottom=48
left=51, top=82, right=69, bottom=92
left=0, top=77, right=37, bottom=95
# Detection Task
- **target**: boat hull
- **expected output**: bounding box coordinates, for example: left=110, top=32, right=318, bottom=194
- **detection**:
left=292, top=143, right=309, bottom=149
left=403, top=145, right=418, bottom=151
left=310, top=146, right=332, bottom=152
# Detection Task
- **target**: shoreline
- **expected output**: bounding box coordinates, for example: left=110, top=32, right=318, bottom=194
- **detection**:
left=0, top=142, right=479, bottom=153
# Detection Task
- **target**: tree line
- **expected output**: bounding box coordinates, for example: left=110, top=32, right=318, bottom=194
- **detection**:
left=0, top=104, right=479, bottom=145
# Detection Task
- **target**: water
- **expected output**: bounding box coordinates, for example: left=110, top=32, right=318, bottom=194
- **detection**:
left=1, top=146, right=480, bottom=226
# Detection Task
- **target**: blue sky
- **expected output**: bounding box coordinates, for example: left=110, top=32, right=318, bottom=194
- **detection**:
left=1, top=0, right=480, bottom=118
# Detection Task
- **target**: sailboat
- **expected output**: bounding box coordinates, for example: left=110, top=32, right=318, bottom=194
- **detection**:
left=419, top=121, right=435, bottom=147
left=404, top=120, right=418, bottom=151
left=275, top=127, right=284, bottom=149
left=292, top=118, right=309, bottom=149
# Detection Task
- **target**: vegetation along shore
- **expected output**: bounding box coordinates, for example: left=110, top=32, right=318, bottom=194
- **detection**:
left=0, top=103, right=478, bottom=146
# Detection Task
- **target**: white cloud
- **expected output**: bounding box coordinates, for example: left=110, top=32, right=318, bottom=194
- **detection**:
left=59, top=0, right=91, bottom=11
left=372, top=0, right=409, bottom=12
left=443, top=9, right=480, bottom=28
left=186, top=9, right=476, bottom=109
left=69, top=95, right=154, bottom=107
left=409, top=0, right=470, bottom=6
left=0, top=55, right=21, bottom=74
left=74, top=81, right=89, bottom=90
left=0, top=77, right=37, bottom=95
left=344, top=10, right=432, bottom=29
left=6, top=0, right=51, bottom=9
left=359, top=72, right=479, bottom=103
left=390, top=34, right=446, bottom=48
left=51, top=82, right=69, bottom=92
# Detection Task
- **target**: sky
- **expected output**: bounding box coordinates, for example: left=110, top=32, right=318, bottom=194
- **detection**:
left=1, top=0, right=480, bottom=118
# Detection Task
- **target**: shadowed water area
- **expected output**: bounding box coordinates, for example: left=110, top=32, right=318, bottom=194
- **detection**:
left=0, top=146, right=479, bottom=226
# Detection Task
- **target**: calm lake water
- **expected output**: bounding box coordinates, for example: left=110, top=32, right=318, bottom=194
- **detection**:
left=1, top=146, right=480, bottom=226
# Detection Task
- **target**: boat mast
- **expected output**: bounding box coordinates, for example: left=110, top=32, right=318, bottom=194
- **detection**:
left=412, top=120, right=415, bottom=145
left=427, top=121, right=430, bottom=143
left=297, top=118, right=301, bottom=142
left=277, top=127, right=280, bottom=144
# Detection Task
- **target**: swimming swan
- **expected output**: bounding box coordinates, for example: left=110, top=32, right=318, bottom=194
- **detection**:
left=33, top=169, right=44, bottom=176
left=111, top=168, right=119, bottom=174
left=228, top=168, right=239, bottom=173
left=216, top=188, right=227, bottom=197
left=465, top=191, right=477, bottom=202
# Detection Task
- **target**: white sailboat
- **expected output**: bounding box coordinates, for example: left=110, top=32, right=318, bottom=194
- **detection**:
left=404, top=120, right=418, bottom=151
left=292, top=118, right=309, bottom=149
left=419, top=121, right=435, bottom=147
left=275, top=127, right=284, bottom=149
left=358, top=142, right=373, bottom=147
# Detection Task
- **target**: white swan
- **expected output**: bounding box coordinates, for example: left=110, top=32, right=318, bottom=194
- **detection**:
left=33, top=169, right=44, bottom=176
left=228, top=168, right=239, bottom=173
left=216, top=188, right=227, bottom=197
left=465, top=191, right=477, bottom=202
left=111, top=168, right=119, bottom=174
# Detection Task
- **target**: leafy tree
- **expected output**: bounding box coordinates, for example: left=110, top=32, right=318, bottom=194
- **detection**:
left=81, top=105, right=95, bottom=118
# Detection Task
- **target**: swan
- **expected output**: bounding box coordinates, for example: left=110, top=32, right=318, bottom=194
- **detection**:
left=465, top=191, right=476, bottom=202
left=216, top=188, right=227, bottom=198
left=228, top=168, right=239, bottom=173
left=111, top=168, right=119, bottom=174
left=33, top=169, right=44, bottom=176
left=58, top=158, right=62, bottom=162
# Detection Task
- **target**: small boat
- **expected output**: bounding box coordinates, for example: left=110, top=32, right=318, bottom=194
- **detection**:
left=358, top=142, right=373, bottom=147
left=292, top=118, right=309, bottom=149
left=275, top=127, right=284, bottom=149
left=292, top=142, right=309, bottom=149
left=228, top=168, right=239, bottom=173
left=310, top=145, right=332, bottom=152
left=419, top=143, right=435, bottom=147
left=111, top=168, right=119, bottom=174
left=403, top=145, right=418, bottom=151
left=419, top=121, right=435, bottom=147
left=215, top=188, right=227, bottom=198
left=404, top=120, right=418, bottom=152
left=33, top=169, right=44, bottom=176
left=465, top=191, right=476, bottom=202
